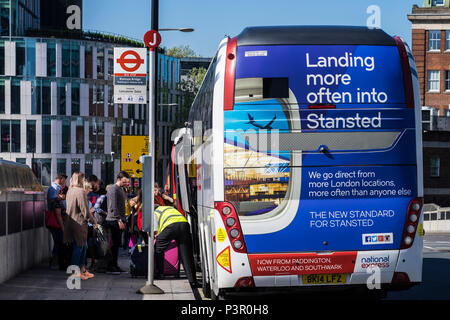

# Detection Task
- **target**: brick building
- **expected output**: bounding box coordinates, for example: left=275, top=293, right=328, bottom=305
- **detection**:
left=408, top=1, right=450, bottom=115
left=409, top=0, right=450, bottom=206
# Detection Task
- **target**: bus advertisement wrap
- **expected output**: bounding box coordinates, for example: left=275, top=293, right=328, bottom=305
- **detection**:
left=224, top=43, right=417, bottom=253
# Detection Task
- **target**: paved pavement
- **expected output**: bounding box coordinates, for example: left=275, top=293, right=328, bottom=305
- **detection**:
left=3, top=235, right=449, bottom=300
left=0, top=249, right=195, bottom=300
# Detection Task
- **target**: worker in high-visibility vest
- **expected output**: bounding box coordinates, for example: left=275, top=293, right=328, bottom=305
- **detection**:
left=154, top=206, right=198, bottom=287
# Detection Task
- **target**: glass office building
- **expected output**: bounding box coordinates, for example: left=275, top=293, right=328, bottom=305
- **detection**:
left=0, top=2, right=182, bottom=186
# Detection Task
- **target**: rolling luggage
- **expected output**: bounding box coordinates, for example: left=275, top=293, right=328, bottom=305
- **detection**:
left=154, top=240, right=180, bottom=277
left=130, top=244, right=148, bottom=278
left=129, top=240, right=180, bottom=278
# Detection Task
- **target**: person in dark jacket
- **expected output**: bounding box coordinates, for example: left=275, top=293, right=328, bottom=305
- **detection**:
left=105, top=171, right=130, bottom=274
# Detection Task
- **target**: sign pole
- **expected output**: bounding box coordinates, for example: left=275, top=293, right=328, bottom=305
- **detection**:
left=138, top=0, right=163, bottom=295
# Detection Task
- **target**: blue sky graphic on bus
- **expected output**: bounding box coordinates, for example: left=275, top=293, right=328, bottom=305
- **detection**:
left=224, top=44, right=417, bottom=252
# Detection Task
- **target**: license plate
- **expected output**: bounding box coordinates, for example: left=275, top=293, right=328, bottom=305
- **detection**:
left=302, top=274, right=347, bottom=285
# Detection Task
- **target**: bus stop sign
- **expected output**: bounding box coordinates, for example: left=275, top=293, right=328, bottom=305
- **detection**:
left=144, top=30, right=161, bottom=49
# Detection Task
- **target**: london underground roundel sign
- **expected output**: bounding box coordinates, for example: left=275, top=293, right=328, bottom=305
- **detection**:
left=116, top=50, right=145, bottom=72
left=144, top=30, right=162, bottom=49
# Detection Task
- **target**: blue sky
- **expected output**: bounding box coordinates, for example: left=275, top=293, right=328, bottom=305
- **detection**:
left=83, top=0, right=421, bottom=58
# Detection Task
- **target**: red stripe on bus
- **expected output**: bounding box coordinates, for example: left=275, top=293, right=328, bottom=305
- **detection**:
left=248, top=251, right=357, bottom=276
left=224, top=37, right=237, bottom=111
left=394, top=37, right=414, bottom=109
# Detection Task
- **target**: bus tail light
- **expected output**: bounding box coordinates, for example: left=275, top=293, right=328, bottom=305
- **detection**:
left=400, top=197, right=423, bottom=250
left=234, top=277, right=255, bottom=288
left=392, top=272, right=410, bottom=284
left=215, top=201, right=247, bottom=254
left=394, top=36, right=415, bottom=109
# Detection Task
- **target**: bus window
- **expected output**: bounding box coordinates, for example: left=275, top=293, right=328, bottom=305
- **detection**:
left=263, top=78, right=289, bottom=98
left=225, top=74, right=293, bottom=216
left=224, top=141, right=290, bottom=216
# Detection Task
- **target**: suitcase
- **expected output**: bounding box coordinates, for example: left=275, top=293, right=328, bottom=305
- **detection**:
left=130, top=244, right=148, bottom=278
left=129, top=241, right=180, bottom=278
left=154, top=240, right=180, bottom=277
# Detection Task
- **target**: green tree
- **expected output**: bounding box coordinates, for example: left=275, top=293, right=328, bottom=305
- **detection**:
left=173, top=67, right=207, bottom=128
left=180, top=67, right=207, bottom=94
left=166, top=45, right=198, bottom=58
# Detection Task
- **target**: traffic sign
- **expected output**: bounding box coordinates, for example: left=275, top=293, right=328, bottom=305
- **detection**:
left=113, top=47, right=147, bottom=104
left=144, top=30, right=162, bottom=49
left=121, top=135, right=149, bottom=178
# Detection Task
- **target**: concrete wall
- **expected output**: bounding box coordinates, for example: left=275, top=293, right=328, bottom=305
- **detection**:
left=0, top=227, right=52, bottom=284
left=0, top=189, right=53, bottom=284
left=424, top=220, right=450, bottom=233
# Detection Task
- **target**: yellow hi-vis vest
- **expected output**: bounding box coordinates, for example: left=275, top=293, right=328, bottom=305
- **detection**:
left=154, top=206, right=187, bottom=233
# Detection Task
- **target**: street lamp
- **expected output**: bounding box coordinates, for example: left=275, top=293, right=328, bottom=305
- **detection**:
left=159, top=28, right=194, bottom=33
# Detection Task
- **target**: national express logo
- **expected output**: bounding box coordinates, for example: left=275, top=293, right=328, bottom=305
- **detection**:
left=360, top=255, right=390, bottom=269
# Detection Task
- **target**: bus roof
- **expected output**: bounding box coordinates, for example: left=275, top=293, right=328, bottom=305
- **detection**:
left=237, top=26, right=397, bottom=47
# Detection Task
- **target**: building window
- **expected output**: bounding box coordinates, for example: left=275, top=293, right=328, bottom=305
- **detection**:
left=446, top=31, right=450, bottom=51
left=26, top=120, right=36, bottom=153
left=445, top=71, right=450, bottom=92
left=26, top=38, right=36, bottom=76
left=0, top=5, right=9, bottom=36
left=71, top=43, right=80, bottom=78
left=0, top=80, right=4, bottom=114
left=11, top=81, right=20, bottom=114
left=10, top=120, right=20, bottom=153
left=71, top=158, right=80, bottom=175
left=430, top=157, right=440, bottom=177
left=71, top=83, right=80, bottom=116
left=16, top=41, right=26, bottom=76
left=32, top=159, right=51, bottom=186
left=85, top=159, right=93, bottom=177
left=0, top=41, right=4, bottom=75
left=97, top=48, right=104, bottom=79
left=57, top=159, right=66, bottom=176
left=47, top=41, right=56, bottom=77
left=108, top=49, right=113, bottom=79
left=433, top=0, right=445, bottom=6
left=85, top=46, right=92, bottom=79
left=1, top=120, right=10, bottom=152
left=61, top=119, right=71, bottom=154
left=75, top=118, right=84, bottom=154
left=42, top=117, right=51, bottom=153
left=62, top=42, right=71, bottom=78
left=41, top=80, right=51, bottom=114
left=428, top=70, right=440, bottom=92
left=57, top=82, right=66, bottom=115
left=429, top=30, right=441, bottom=51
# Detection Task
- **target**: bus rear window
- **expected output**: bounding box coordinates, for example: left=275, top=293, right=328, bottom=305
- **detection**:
left=263, top=77, right=289, bottom=98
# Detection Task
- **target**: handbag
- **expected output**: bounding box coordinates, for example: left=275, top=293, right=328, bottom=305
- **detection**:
left=95, top=225, right=110, bottom=258
left=45, top=210, right=61, bottom=229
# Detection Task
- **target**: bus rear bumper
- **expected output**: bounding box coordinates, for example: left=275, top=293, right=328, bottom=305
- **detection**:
left=220, top=282, right=420, bottom=299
